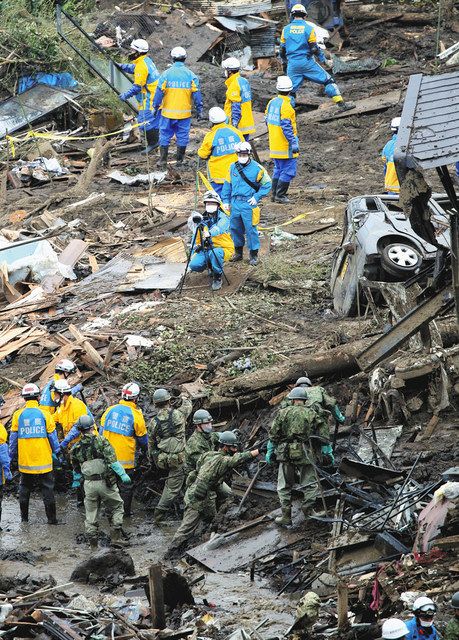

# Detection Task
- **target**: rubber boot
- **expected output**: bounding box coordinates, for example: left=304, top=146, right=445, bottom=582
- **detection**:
left=153, top=508, right=167, bottom=524
left=141, top=128, right=159, bottom=155
left=158, top=146, right=168, bottom=169
left=89, top=536, right=98, bottom=551
left=45, top=502, right=58, bottom=525
left=275, top=180, right=290, bottom=204
left=176, top=146, right=187, bottom=166
left=271, top=178, right=279, bottom=202
left=230, top=247, right=243, bottom=262
left=111, top=528, right=129, bottom=547
left=212, top=273, right=223, bottom=291
left=20, top=500, right=29, bottom=523
left=249, top=250, right=259, bottom=266
left=337, top=100, right=355, bottom=112
left=275, top=507, right=292, bottom=526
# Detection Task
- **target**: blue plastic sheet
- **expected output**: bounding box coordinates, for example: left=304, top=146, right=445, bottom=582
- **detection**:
left=18, top=73, right=78, bottom=94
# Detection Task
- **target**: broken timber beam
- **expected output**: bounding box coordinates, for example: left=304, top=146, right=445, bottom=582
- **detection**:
left=296, top=90, right=401, bottom=124
left=68, top=324, right=104, bottom=370
left=148, top=564, right=166, bottom=630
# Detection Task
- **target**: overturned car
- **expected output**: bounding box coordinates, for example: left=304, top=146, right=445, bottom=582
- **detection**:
left=330, top=194, right=451, bottom=316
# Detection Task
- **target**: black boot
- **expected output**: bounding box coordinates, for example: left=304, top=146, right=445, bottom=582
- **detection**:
left=141, top=128, right=159, bottom=154
left=158, top=146, right=168, bottom=169
left=230, top=247, right=243, bottom=262
left=212, top=273, right=223, bottom=291
left=275, top=180, right=290, bottom=204
left=20, top=500, right=29, bottom=523
left=337, top=100, right=355, bottom=111
left=271, top=178, right=279, bottom=202
left=45, top=502, right=58, bottom=525
left=176, top=146, right=187, bottom=165
left=249, top=250, right=259, bottom=266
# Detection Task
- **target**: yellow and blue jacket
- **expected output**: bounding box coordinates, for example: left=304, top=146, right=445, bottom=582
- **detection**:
left=119, top=55, right=160, bottom=110
left=198, top=122, right=244, bottom=184
left=153, top=61, right=203, bottom=120
left=224, top=73, right=255, bottom=135
left=280, top=18, right=326, bottom=63
left=9, top=401, right=59, bottom=474
left=381, top=134, right=400, bottom=193
left=100, top=400, right=148, bottom=470
left=0, top=423, right=10, bottom=484
left=265, top=95, right=299, bottom=159
left=195, top=210, right=235, bottom=261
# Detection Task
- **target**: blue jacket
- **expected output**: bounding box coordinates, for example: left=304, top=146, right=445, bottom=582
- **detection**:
left=405, top=617, right=439, bottom=640
left=221, top=160, right=272, bottom=205
left=280, top=18, right=325, bottom=63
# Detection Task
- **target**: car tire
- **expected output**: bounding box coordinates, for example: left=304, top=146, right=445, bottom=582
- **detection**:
left=380, top=243, right=422, bottom=277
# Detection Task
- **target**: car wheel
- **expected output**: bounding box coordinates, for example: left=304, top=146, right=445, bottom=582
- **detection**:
left=381, top=243, right=422, bottom=277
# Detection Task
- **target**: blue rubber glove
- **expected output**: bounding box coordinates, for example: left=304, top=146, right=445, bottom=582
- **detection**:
left=265, top=440, right=276, bottom=464
left=71, top=383, right=83, bottom=395
left=110, top=461, right=132, bottom=484
left=292, top=142, right=299, bottom=154
left=71, top=472, right=82, bottom=489
left=321, top=444, right=334, bottom=466
left=333, top=406, right=346, bottom=424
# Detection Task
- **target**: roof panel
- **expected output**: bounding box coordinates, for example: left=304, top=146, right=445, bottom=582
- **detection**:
left=394, top=71, right=459, bottom=170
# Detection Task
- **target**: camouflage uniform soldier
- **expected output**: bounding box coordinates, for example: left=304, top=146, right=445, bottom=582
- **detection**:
left=148, top=388, right=192, bottom=522
left=295, top=376, right=345, bottom=424
left=444, top=592, right=459, bottom=640
left=185, top=409, right=231, bottom=500
left=267, top=387, right=330, bottom=526
left=170, top=431, right=259, bottom=548
left=71, top=415, right=131, bottom=549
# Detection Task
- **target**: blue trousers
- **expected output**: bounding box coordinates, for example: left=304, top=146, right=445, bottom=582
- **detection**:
left=189, top=247, right=225, bottom=275
left=210, top=181, right=224, bottom=197
left=230, top=202, right=260, bottom=251
left=138, top=108, right=159, bottom=133
left=287, top=58, right=341, bottom=99
left=159, top=116, right=191, bottom=147
left=273, top=158, right=297, bottom=182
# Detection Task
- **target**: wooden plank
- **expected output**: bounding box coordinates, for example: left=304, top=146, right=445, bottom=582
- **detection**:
left=68, top=324, right=104, bottom=370
left=42, top=239, right=88, bottom=293
left=148, top=565, right=165, bottom=629
left=297, top=90, right=401, bottom=124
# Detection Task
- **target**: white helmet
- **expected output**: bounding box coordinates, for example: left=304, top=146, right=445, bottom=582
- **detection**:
left=222, top=57, right=241, bottom=71
left=54, top=379, right=72, bottom=394
left=203, top=190, right=222, bottom=205
left=122, top=382, right=140, bottom=400
left=381, top=619, right=409, bottom=640
left=131, top=39, right=149, bottom=54
left=209, top=106, right=227, bottom=124
left=235, top=141, right=252, bottom=154
left=21, top=383, right=40, bottom=399
left=171, top=46, right=187, bottom=60
left=413, top=597, right=437, bottom=614
left=291, top=3, right=307, bottom=14
left=276, top=75, right=293, bottom=92
left=55, top=358, right=76, bottom=374
left=391, top=117, right=401, bottom=131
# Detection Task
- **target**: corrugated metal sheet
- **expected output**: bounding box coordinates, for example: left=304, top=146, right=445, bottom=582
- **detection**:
left=395, top=71, right=459, bottom=170
left=249, top=24, right=277, bottom=58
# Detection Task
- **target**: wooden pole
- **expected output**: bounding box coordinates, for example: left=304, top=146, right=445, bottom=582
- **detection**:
left=337, top=581, right=349, bottom=631
left=148, top=564, right=165, bottom=629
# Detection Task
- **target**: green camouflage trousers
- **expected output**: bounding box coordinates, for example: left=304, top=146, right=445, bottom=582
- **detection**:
left=84, top=479, right=124, bottom=537
left=277, top=462, right=317, bottom=510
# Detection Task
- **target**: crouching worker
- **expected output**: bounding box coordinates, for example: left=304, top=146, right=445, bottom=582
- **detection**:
left=71, top=415, right=131, bottom=549
left=170, top=431, right=259, bottom=549
left=188, top=190, right=234, bottom=291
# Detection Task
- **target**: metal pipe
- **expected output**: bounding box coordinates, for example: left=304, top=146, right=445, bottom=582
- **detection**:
left=380, top=452, right=422, bottom=529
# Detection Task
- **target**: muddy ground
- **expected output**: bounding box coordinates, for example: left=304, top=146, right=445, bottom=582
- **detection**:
left=1, top=0, right=458, bottom=635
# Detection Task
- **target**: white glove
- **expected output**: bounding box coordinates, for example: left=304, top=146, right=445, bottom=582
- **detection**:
left=222, top=203, right=230, bottom=211
left=203, top=226, right=211, bottom=239
left=247, top=196, right=257, bottom=207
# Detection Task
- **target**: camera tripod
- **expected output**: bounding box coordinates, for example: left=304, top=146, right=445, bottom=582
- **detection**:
left=177, top=220, right=230, bottom=295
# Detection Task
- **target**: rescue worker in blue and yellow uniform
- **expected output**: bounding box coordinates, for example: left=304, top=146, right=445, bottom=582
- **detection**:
left=0, top=396, right=12, bottom=528
left=266, top=76, right=299, bottom=205
left=222, top=58, right=255, bottom=140
left=153, top=46, right=204, bottom=168
left=188, top=190, right=235, bottom=291
left=99, top=383, right=148, bottom=517
left=221, top=141, right=272, bottom=266
left=197, top=107, right=244, bottom=197
left=118, top=39, right=161, bottom=154
left=381, top=117, right=401, bottom=194
left=280, top=4, right=353, bottom=111
left=40, top=358, right=81, bottom=415
left=53, top=379, right=93, bottom=449
left=9, top=383, right=60, bottom=524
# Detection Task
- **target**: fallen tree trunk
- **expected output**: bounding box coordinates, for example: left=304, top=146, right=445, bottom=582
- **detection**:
left=219, top=337, right=375, bottom=397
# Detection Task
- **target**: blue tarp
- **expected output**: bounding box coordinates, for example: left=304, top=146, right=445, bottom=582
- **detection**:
left=18, top=73, right=78, bottom=94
